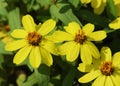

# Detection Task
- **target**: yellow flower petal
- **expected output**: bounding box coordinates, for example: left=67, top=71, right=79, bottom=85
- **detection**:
left=101, top=47, right=112, bottom=61
left=13, top=45, right=32, bottom=64
left=92, top=75, right=106, bottom=86
left=114, top=0, right=120, bottom=5
left=58, top=41, right=74, bottom=55
left=40, top=47, right=53, bottom=66
left=88, top=30, right=106, bottom=41
left=105, top=76, right=114, bottom=86
left=80, top=0, right=92, bottom=4
left=103, top=0, right=106, bottom=3
left=86, top=41, right=100, bottom=59
left=5, top=39, right=27, bottom=51
left=78, top=70, right=101, bottom=83
left=93, top=2, right=106, bottom=15
left=29, top=46, right=41, bottom=68
left=91, top=0, right=102, bottom=8
left=2, top=36, right=14, bottom=44
left=113, top=52, right=120, bottom=66
left=11, top=29, right=28, bottom=38
left=46, top=31, right=74, bottom=43
left=82, top=23, right=94, bottom=35
left=77, top=63, right=94, bottom=72
left=109, top=17, right=120, bottom=30
left=37, top=19, right=56, bottom=35
left=0, top=32, right=6, bottom=38
left=22, top=15, right=35, bottom=32
left=111, top=72, right=120, bottom=86
left=64, top=22, right=81, bottom=36
left=66, top=42, right=80, bottom=62
left=80, top=43, right=92, bottom=64
left=41, top=40, right=58, bottom=55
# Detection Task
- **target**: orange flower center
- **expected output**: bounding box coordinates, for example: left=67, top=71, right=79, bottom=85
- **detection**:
left=75, top=30, right=86, bottom=44
left=27, top=31, right=41, bottom=46
left=100, top=61, right=114, bottom=76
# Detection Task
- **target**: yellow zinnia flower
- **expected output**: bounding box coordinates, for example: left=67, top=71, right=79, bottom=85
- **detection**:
left=47, top=22, right=106, bottom=64
left=5, top=14, right=56, bottom=68
left=80, top=0, right=107, bottom=15
left=78, top=47, right=120, bottom=86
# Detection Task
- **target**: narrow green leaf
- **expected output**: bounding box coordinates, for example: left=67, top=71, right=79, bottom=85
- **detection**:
left=106, top=0, right=117, bottom=20
left=0, top=54, right=4, bottom=69
left=76, top=10, right=110, bottom=27
left=50, top=3, right=82, bottom=26
left=62, top=67, right=77, bottom=86
left=68, top=0, right=79, bottom=8
left=27, top=0, right=35, bottom=12
left=8, top=7, right=21, bottom=31
left=104, top=27, right=115, bottom=33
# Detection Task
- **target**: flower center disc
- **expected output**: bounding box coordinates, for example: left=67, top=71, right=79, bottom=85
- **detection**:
left=100, top=61, right=114, bottom=76
left=27, top=31, right=41, bottom=46
left=75, top=30, right=86, bottom=44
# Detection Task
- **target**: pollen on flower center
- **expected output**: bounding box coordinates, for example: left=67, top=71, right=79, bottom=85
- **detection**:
left=100, top=61, right=114, bottom=76
left=27, top=31, right=41, bottom=46
left=75, top=30, right=86, bottom=44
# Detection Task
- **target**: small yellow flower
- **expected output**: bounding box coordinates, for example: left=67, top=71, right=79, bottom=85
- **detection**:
left=80, top=0, right=107, bottom=15
left=47, top=22, right=106, bottom=64
left=0, top=25, right=14, bottom=44
left=5, top=14, right=56, bottom=68
left=78, top=47, right=120, bottom=86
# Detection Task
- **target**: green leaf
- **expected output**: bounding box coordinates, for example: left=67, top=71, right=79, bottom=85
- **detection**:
left=27, top=0, right=35, bottom=12
left=50, top=75, right=61, bottom=86
left=8, top=7, right=21, bottom=31
left=104, top=27, right=115, bottom=33
left=50, top=3, right=82, bottom=26
left=0, top=41, right=12, bottom=54
left=68, top=0, right=79, bottom=8
left=106, top=0, right=117, bottom=20
left=16, top=73, right=26, bottom=86
left=0, top=8, right=7, bottom=22
left=0, top=54, right=4, bottom=69
left=0, top=0, right=7, bottom=9
left=0, top=0, right=8, bottom=22
left=76, top=9, right=110, bottom=27
left=62, top=67, right=77, bottom=86
left=19, top=72, right=37, bottom=86
left=21, top=65, right=50, bottom=86
left=36, top=0, right=51, bottom=6
left=22, top=0, right=30, bottom=4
